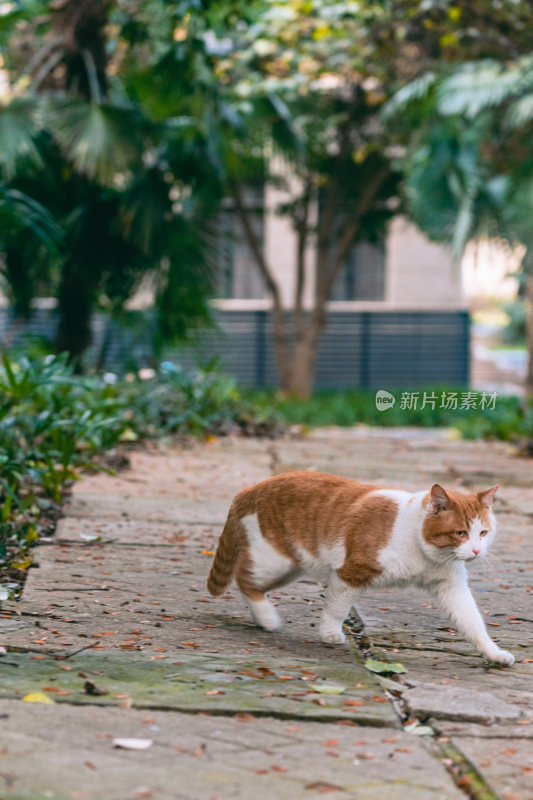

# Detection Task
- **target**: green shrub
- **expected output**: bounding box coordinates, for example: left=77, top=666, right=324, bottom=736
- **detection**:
left=0, top=354, right=275, bottom=592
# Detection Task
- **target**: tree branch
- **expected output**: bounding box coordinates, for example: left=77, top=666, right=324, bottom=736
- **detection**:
left=229, top=180, right=282, bottom=310
left=321, top=164, right=390, bottom=302
left=293, top=179, right=312, bottom=338
left=229, top=180, right=292, bottom=389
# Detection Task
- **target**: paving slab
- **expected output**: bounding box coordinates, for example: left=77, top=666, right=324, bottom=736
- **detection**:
left=402, top=684, right=522, bottom=724
left=0, top=700, right=465, bottom=800
left=0, top=651, right=396, bottom=724
left=1, top=430, right=533, bottom=800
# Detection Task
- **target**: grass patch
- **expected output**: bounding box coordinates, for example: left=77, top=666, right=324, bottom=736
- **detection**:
left=247, top=388, right=533, bottom=440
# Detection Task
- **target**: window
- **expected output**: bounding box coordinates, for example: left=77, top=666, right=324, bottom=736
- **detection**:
left=332, top=241, right=386, bottom=301
left=215, top=187, right=267, bottom=299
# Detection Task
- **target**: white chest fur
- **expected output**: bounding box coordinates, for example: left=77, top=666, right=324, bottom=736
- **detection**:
left=373, top=490, right=436, bottom=588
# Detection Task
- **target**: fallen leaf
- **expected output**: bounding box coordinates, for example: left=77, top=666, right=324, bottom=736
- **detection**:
left=323, top=739, right=339, bottom=747
left=271, top=765, right=287, bottom=772
left=181, top=642, right=199, bottom=647
left=204, top=689, right=225, bottom=696
left=309, top=683, right=346, bottom=695
left=305, top=782, right=342, bottom=793
left=113, top=738, right=152, bottom=750
left=22, top=692, right=54, bottom=704
left=343, top=700, right=364, bottom=706
left=365, top=658, right=406, bottom=675
left=372, top=696, right=389, bottom=703
left=42, top=687, right=72, bottom=696
left=201, top=550, right=215, bottom=556
left=84, top=761, right=96, bottom=770
left=412, top=725, right=435, bottom=736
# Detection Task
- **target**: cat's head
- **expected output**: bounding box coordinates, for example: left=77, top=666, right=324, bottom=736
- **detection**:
left=422, top=484, right=499, bottom=563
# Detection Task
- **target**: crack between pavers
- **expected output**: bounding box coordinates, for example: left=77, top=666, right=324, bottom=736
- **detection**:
left=342, top=615, right=503, bottom=800
left=3, top=695, right=393, bottom=725
left=426, top=737, right=500, bottom=800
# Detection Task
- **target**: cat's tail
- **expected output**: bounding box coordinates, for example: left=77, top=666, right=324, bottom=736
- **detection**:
left=207, top=506, right=243, bottom=596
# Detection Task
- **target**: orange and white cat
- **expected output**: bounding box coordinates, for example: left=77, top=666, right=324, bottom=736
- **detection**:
left=207, top=472, right=514, bottom=666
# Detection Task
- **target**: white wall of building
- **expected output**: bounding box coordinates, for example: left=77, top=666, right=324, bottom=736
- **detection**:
left=385, top=217, right=464, bottom=308
left=461, top=239, right=522, bottom=301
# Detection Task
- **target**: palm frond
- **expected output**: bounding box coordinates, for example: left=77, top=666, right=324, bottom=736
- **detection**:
left=46, top=97, right=144, bottom=183
left=0, top=97, right=42, bottom=179
left=382, top=72, right=436, bottom=120
left=0, top=182, right=62, bottom=248
left=438, top=61, right=522, bottom=117
left=504, top=93, right=533, bottom=129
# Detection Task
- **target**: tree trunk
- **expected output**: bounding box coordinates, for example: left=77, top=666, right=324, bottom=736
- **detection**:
left=55, top=258, right=94, bottom=368
left=526, top=267, right=533, bottom=396
left=283, top=329, right=320, bottom=397
left=231, top=166, right=389, bottom=398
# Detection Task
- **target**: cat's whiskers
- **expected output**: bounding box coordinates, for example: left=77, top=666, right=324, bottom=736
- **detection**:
left=484, top=551, right=506, bottom=572
left=439, top=551, right=460, bottom=568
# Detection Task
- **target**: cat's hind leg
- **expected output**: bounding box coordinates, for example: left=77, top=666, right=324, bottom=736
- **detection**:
left=242, top=588, right=281, bottom=632
left=320, top=573, right=358, bottom=644
left=237, top=513, right=298, bottom=632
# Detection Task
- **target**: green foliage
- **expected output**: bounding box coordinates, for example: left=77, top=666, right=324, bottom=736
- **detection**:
left=0, top=353, right=274, bottom=589
left=248, top=387, right=533, bottom=441
left=386, top=51, right=533, bottom=260
left=502, top=299, right=527, bottom=345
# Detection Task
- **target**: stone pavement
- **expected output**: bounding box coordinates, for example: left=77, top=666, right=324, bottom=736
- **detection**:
left=1, top=429, right=532, bottom=800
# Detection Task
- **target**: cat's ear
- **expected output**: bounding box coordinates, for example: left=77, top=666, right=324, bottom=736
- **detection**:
left=430, top=484, right=450, bottom=514
left=478, top=485, right=499, bottom=508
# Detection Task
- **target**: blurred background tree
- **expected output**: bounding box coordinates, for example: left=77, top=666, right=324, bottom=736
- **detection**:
left=384, top=23, right=533, bottom=394
left=1, top=0, right=533, bottom=393
left=0, top=0, right=224, bottom=365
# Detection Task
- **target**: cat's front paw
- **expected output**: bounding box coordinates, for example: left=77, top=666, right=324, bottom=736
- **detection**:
left=487, top=649, right=514, bottom=666
left=320, top=629, right=346, bottom=644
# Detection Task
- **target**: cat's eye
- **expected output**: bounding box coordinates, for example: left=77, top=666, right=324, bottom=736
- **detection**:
left=456, top=530, right=468, bottom=539
left=480, top=530, right=489, bottom=537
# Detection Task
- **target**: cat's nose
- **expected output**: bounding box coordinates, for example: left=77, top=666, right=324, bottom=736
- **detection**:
left=472, top=547, right=481, bottom=556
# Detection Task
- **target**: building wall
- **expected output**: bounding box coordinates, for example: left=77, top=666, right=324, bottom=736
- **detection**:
left=385, top=217, right=463, bottom=307
left=240, top=192, right=465, bottom=308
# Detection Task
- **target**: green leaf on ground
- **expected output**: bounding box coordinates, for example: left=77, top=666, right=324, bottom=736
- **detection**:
left=365, top=658, right=406, bottom=675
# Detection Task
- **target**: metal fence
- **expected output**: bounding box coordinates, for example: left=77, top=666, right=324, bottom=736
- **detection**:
left=0, top=307, right=469, bottom=389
